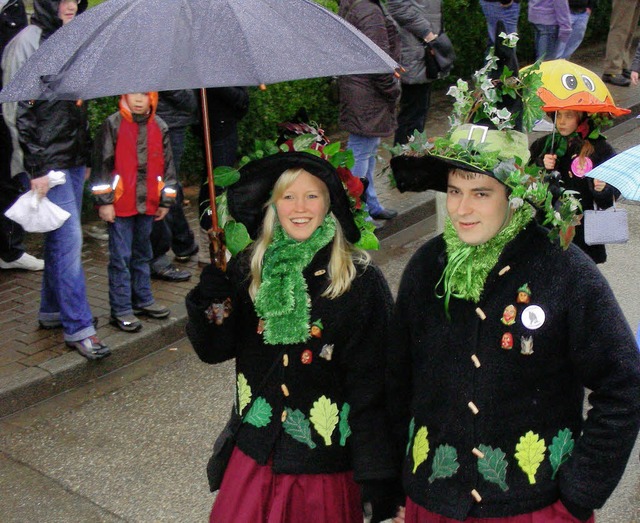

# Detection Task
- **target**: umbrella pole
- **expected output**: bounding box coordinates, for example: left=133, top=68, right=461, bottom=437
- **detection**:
left=199, top=88, right=227, bottom=271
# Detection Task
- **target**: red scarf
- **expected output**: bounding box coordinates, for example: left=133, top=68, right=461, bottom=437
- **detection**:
left=113, top=116, right=165, bottom=216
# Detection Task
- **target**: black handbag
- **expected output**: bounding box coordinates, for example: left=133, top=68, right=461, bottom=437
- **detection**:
left=205, top=347, right=287, bottom=492
left=424, top=32, right=455, bottom=80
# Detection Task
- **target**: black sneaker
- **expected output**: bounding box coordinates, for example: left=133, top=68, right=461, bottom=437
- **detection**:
left=133, top=303, right=170, bottom=319
left=174, top=244, right=199, bottom=263
left=151, top=264, right=191, bottom=281
left=110, top=314, right=142, bottom=332
left=370, top=208, right=398, bottom=220
left=66, top=336, right=111, bottom=360
left=602, top=73, right=630, bottom=87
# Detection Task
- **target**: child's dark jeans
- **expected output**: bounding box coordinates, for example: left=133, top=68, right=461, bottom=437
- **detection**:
left=108, top=214, right=156, bottom=317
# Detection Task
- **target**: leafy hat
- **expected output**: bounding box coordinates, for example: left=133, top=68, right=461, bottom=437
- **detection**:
left=210, top=133, right=379, bottom=255
left=388, top=32, right=582, bottom=249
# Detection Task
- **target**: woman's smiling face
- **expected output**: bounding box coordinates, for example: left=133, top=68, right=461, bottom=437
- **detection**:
left=275, top=170, right=329, bottom=241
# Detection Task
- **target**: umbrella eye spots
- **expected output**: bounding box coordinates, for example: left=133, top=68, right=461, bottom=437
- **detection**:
left=581, top=75, right=596, bottom=92
left=561, top=74, right=578, bottom=91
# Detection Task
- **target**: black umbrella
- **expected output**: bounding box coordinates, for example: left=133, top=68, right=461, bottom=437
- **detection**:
left=0, top=0, right=399, bottom=267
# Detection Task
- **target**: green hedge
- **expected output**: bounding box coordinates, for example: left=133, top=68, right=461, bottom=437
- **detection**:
left=85, top=0, right=613, bottom=186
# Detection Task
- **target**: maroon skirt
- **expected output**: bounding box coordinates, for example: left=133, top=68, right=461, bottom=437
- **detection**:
left=404, top=496, right=595, bottom=522
left=210, top=446, right=363, bottom=523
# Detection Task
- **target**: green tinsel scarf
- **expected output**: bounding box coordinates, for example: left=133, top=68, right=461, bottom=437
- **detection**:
left=254, top=214, right=336, bottom=345
left=437, top=206, right=533, bottom=316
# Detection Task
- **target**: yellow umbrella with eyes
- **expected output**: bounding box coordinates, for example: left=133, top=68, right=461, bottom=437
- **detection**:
left=525, top=59, right=630, bottom=116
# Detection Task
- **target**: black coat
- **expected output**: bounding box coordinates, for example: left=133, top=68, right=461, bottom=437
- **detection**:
left=0, top=0, right=26, bottom=89
left=529, top=134, right=619, bottom=264
left=186, top=245, right=398, bottom=482
left=387, top=222, right=640, bottom=520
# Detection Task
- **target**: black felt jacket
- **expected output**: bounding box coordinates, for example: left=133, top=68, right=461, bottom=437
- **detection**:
left=387, top=222, right=640, bottom=521
left=186, top=244, right=398, bottom=482
left=529, top=134, right=619, bottom=264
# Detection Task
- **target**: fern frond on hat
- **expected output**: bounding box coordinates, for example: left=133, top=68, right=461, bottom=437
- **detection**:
left=388, top=32, right=582, bottom=249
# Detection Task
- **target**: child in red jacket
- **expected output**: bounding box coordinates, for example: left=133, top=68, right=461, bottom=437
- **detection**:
left=91, top=92, right=177, bottom=332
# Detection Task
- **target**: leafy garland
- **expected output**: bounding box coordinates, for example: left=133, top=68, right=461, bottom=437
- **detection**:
left=206, top=134, right=380, bottom=256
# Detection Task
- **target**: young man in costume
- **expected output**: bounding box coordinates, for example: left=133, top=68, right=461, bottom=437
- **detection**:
left=387, top=43, right=640, bottom=522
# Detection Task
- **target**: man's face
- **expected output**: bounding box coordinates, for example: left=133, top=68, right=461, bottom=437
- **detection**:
left=446, top=169, right=511, bottom=246
left=58, top=0, right=78, bottom=25
left=124, top=93, right=151, bottom=115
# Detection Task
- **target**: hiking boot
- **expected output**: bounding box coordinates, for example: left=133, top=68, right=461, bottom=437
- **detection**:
left=0, top=252, right=44, bottom=271
left=174, top=244, right=199, bottom=263
left=151, top=264, right=191, bottom=281
left=110, top=314, right=142, bottom=332
left=134, top=303, right=170, bottom=319
left=66, top=336, right=111, bottom=360
left=602, top=73, right=630, bottom=87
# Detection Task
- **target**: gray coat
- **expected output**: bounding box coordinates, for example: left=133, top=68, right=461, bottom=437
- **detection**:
left=387, top=0, right=442, bottom=84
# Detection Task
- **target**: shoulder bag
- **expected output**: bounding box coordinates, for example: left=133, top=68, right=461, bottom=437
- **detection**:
left=206, top=347, right=287, bottom=491
left=424, top=32, right=455, bottom=80
left=583, top=199, right=629, bottom=246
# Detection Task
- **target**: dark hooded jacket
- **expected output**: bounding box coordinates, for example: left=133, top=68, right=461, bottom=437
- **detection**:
left=7, top=0, right=91, bottom=178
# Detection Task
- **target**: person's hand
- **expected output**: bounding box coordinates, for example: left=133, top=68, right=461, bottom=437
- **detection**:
left=199, top=263, right=232, bottom=301
left=631, top=71, right=639, bottom=85
left=424, top=31, right=436, bottom=43
left=30, top=176, right=50, bottom=198
left=98, top=204, right=115, bottom=223
left=392, top=506, right=406, bottom=523
left=155, top=206, right=169, bottom=221
left=84, top=166, right=91, bottom=181
left=543, top=154, right=557, bottom=171
left=593, top=179, right=607, bottom=192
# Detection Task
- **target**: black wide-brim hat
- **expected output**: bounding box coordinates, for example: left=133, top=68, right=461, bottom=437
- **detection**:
left=227, top=151, right=360, bottom=244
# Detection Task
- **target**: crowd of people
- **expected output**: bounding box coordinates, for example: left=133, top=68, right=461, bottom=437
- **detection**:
left=1, top=2, right=640, bottom=522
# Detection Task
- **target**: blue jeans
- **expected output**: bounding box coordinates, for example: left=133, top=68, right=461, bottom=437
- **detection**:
left=480, top=0, right=520, bottom=44
left=532, top=23, right=560, bottom=61
left=555, top=11, right=590, bottom=60
left=346, top=134, right=383, bottom=215
left=39, top=166, right=95, bottom=342
left=108, top=214, right=155, bottom=317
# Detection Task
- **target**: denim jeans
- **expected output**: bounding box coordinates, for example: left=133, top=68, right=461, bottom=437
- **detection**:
left=394, top=83, right=432, bottom=145
left=555, top=11, right=590, bottom=60
left=480, top=0, right=520, bottom=45
left=346, top=134, right=383, bottom=215
left=532, top=23, right=560, bottom=61
left=108, top=214, right=155, bottom=317
left=39, top=166, right=96, bottom=342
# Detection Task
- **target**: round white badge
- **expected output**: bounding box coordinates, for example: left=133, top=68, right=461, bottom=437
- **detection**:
left=521, top=305, right=545, bottom=330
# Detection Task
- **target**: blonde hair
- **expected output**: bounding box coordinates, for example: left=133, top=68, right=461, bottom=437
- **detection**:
left=248, top=168, right=370, bottom=300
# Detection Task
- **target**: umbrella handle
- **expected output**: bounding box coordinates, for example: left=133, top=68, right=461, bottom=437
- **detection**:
left=200, top=88, right=228, bottom=270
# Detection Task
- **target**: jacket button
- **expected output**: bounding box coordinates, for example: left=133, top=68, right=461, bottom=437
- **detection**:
left=472, top=447, right=485, bottom=459
left=468, top=401, right=479, bottom=415
left=281, top=384, right=290, bottom=397
left=471, top=489, right=482, bottom=502
left=475, top=307, right=486, bottom=320
left=283, top=354, right=289, bottom=367
left=281, top=410, right=288, bottom=422
left=471, top=354, right=481, bottom=368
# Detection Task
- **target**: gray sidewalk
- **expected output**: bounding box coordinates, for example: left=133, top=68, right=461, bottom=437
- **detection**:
left=1, top=41, right=639, bottom=418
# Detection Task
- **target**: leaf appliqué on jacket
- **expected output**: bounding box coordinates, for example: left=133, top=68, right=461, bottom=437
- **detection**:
left=406, top=418, right=415, bottom=456
left=515, top=431, right=546, bottom=484
left=243, top=396, right=272, bottom=427
left=477, top=444, right=509, bottom=491
left=310, top=395, right=339, bottom=446
left=429, top=444, right=459, bottom=483
left=339, top=403, right=352, bottom=446
left=412, top=426, right=430, bottom=474
left=549, top=428, right=574, bottom=480
left=283, top=408, right=317, bottom=449
left=237, top=373, right=252, bottom=415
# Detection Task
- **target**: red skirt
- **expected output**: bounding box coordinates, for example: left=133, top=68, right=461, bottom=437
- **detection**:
left=405, top=496, right=595, bottom=522
left=210, top=446, right=363, bottom=523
